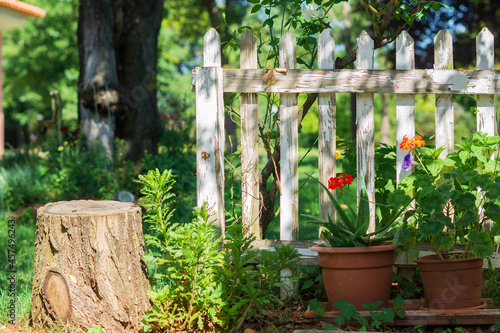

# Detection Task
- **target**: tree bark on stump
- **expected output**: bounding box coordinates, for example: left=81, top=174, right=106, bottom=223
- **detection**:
left=31, top=200, right=151, bottom=332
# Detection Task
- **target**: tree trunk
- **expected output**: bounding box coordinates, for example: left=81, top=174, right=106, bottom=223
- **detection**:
left=31, top=200, right=151, bottom=332
left=78, top=0, right=164, bottom=161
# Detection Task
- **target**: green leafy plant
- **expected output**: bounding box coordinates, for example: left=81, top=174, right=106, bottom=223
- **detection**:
left=399, top=132, right=500, bottom=259
left=484, top=253, right=500, bottom=307
left=219, top=223, right=301, bottom=332
left=303, top=174, right=412, bottom=247
left=327, top=295, right=405, bottom=331
left=494, top=316, right=500, bottom=331
left=332, top=299, right=369, bottom=328
left=137, top=169, right=225, bottom=331
left=137, top=169, right=301, bottom=332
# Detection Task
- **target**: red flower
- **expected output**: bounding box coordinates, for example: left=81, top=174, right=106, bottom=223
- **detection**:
left=328, top=174, right=353, bottom=190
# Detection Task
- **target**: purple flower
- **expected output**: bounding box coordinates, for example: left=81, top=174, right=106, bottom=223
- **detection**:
left=403, top=154, right=417, bottom=170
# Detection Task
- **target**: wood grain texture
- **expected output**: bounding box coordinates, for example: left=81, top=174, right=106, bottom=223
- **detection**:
left=434, top=30, right=454, bottom=156
left=279, top=30, right=299, bottom=242
left=317, top=30, right=336, bottom=225
left=240, top=30, right=261, bottom=238
left=356, top=31, right=375, bottom=233
left=476, top=28, right=495, bottom=135
left=192, top=68, right=500, bottom=94
left=31, top=200, right=150, bottom=332
left=196, top=66, right=225, bottom=231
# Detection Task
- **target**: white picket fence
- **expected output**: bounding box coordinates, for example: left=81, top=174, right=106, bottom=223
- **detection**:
left=191, top=27, right=497, bottom=254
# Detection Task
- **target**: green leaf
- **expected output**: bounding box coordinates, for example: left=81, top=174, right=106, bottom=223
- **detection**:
left=387, top=189, right=412, bottom=209
left=471, top=145, right=488, bottom=164
left=362, top=301, right=383, bottom=310
left=432, top=232, right=454, bottom=251
left=455, top=211, right=476, bottom=227
left=380, top=307, right=395, bottom=323
left=393, top=295, right=405, bottom=309
left=484, top=159, right=500, bottom=173
left=485, top=202, right=500, bottom=223
left=308, top=299, right=325, bottom=316
left=251, top=4, right=261, bottom=13
left=393, top=222, right=412, bottom=247
left=419, top=219, right=445, bottom=237
left=417, top=188, right=445, bottom=213
left=455, top=192, right=477, bottom=211
left=484, top=182, right=500, bottom=200
left=426, top=158, right=444, bottom=176
left=301, top=279, right=314, bottom=291
left=322, top=324, right=337, bottom=330
left=468, top=230, right=494, bottom=258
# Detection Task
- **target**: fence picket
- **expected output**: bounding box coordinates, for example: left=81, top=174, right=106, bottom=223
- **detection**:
left=318, top=30, right=336, bottom=225
left=204, top=28, right=221, bottom=67
left=356, top=31, right=375, bottom=232
left=476, top=28, right=495, bottom=135
left=240, top=30, right=261, bottom=238
left=396, top=31, right=415, bottom=184
left=434, top=30, right=454, bottom=156
left=279, top=30, right=299, bottom=241
left=196, top=29, right=225, bottom=232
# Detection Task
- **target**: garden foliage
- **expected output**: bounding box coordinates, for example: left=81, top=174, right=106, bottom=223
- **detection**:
left=137, top=169, right=301, bottom=332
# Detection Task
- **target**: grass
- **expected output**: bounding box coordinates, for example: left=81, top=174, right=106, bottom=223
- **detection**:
left=0, top=207, right=36, bottom=324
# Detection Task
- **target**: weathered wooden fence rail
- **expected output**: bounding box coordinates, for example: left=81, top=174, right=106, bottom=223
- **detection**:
left=192, top=27, right=497, bottom=262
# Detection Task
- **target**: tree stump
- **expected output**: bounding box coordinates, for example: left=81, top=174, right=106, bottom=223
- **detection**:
left=31, top=200, right=151, bottom=332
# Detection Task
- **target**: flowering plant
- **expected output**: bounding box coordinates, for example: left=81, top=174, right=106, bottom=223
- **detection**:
left=304, top=173, right=412, bottom=247
left=398, top=132, right=500, bottom=259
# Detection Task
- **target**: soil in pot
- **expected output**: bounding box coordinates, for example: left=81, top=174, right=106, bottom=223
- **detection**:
left=311, top=243, right=396, bottom=310
left=415, top=254, right=483, bottom=310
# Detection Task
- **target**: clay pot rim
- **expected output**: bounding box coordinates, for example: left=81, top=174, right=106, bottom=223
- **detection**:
left=311, top=242, right=396, bottom=254
left=415, top=253, right=482, bottom=264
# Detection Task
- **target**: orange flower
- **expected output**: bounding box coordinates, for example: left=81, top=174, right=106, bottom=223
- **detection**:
left=400, top=135, right=425, bottom=151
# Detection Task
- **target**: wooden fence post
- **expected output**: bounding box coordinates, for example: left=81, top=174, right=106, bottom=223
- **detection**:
left=396, top=31, right=415, bottom=184
left=196, top=28, right=225, bottom=233
left=434, top=30, right=454, bottom=156
left=279, top=30, right=299, bottom=241
left=356, top=31, right=375, bottom=232
left=318, top=29, right=336, bottom=225
left=476, top=28, right=495, bottom=136
left=240, top=30, right=261, bottom=238
left=279, top=30, right=298, bottom=299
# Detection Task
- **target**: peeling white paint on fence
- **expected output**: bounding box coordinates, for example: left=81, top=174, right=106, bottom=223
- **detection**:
left=476, top=28, right=495, bottom=135
left=356, top=30, right=375, bottom=233
left=317, top=29, right=336, bottom=225
left=196, top=29, right=225, bottom=233
left=396, top=31, right=415, bottom=184
left=279, top=30, right=299, bottom=242
left=240, top=30, right=261, bottom=239
left=434, top=30, right=454, bottom=157
left=192, top=28, right=499, bottom=269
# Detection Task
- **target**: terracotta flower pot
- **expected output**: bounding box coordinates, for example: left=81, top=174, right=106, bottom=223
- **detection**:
left=415, top=254, right=483, bottom=310
left=311, top=243, right=396, bottom=310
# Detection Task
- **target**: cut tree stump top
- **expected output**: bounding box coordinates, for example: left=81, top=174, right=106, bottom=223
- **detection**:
left=41, top=200, right=139, bottom=216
